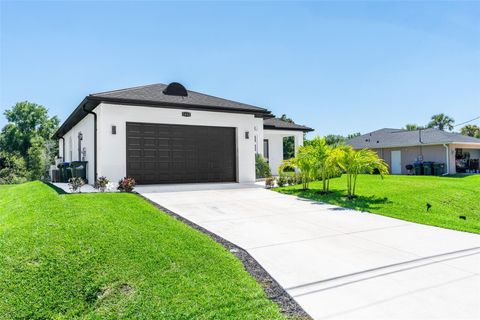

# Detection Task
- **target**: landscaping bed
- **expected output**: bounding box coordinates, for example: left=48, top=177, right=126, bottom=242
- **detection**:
left=275, top=174, right=480, bottom=234
left=0, top=182, right=287, bottom=319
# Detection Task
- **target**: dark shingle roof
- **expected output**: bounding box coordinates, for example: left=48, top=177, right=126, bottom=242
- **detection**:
left=90, top=83, right=270, bottom=113
left=53, top=83, right=273, bottom=138
left=263, top=118, right=314, bottom=132
left=347, top=128, right=480, bottom=149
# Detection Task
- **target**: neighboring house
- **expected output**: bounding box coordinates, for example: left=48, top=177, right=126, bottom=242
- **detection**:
left=347, top=128, right=480, bottom=175
left=53, top=82, right=312, bottom=184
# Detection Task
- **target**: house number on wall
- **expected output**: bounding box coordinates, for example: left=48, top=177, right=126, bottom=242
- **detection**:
left=182, top=112, right=191, bottom=117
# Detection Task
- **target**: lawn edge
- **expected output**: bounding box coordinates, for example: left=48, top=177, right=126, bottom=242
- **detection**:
left=137, top=193, right=311, bottom=320
left=273, top=188, right=479, bottom=235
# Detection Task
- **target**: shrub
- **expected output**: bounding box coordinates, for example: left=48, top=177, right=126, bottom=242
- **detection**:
left=118, top=177, right=136, bottom=192
left=265, top=176, right=275, bottom=189
left=94, top=176, right=109, bottom=192
left=255, top=154, right=272, bottom=179
left=277, top=175, right=287, bottom=187
left=0, top=152, right=28, bottom=184
left=68, top=177, right=85, bottom=193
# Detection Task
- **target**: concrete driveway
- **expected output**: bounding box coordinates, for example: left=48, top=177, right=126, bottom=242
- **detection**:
left=137, top=183, right=480, bottom=319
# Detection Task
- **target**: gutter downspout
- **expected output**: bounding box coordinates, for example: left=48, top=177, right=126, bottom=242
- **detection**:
left=82, top=104, right=97, bottom=182
left=59, top=137, right=65, bottom=160
left=443, top=144, right=450, bottom=175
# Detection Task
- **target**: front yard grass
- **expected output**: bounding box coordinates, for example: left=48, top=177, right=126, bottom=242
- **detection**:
left=0, top=182, right=285, bottom=319
left=275, top=174, right=480, bottom=234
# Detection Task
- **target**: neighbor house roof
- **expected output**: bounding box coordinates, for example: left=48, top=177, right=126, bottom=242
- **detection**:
left=263, top=118, right=314, bottom=132
left=53, top=83, right=273, bottom=138
left=347, top=128, right=480, bottom=149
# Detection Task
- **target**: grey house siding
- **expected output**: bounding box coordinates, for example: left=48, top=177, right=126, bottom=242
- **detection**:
left=373, top=145, right=446, bottom=174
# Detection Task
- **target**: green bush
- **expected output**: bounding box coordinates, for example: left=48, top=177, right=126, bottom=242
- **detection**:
left=255, top=154, right=272, bottom=179
left=0, top=152, right=28, bottom=184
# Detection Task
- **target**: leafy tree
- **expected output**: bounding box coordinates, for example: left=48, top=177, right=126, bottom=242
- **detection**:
left=332, top=146, right=389, bottom=198
left=460, top=124, right=480, bottom=138
left=27, top=135, right=49, bottom=180
left=427, top=113, right=455, bottom=131
left=404, top=124, right=424, bottom=131
left=324, top=134, right=345, bottom=146
left=346, top=132, right=361, bottom=140
left=0, top=101, right=59, bottom=181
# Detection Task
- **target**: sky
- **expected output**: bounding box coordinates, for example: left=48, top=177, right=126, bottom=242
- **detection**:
left=1, top=1, right=479, bottom=137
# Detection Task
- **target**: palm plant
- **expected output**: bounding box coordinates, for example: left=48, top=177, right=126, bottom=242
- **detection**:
left=333, top=146, right=389, bottom=198
left=308, top=137, right=340, bottom=193
left=279, top=144, right=317, bottom=190
left=427, top=113, right=455, bottom=131
left=460, top=124, right=480, bottom=138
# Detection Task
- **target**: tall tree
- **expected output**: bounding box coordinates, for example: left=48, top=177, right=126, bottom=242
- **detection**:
left=427, top=114, right=455, bottom=131
left=460, top=124, right=480, bottom=138
left=0, top=101, right=59, bottom=180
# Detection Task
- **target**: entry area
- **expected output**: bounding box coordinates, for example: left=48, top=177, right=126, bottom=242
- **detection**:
left=126, top=122, right=236, bottom=184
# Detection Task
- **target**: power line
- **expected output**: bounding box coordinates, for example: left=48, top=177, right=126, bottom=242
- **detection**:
left=454, top=115, right=480, bottom=127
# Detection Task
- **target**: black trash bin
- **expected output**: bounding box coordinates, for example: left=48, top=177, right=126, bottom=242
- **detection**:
left=70, top=161, right=88, bottom=183
left=414, top=162, right=423, bottom=175
left=422, top=162, right=433, bottom=175
left=57, top=162, right=72, bottom=182
left=433, top=163, right=445, bottom=176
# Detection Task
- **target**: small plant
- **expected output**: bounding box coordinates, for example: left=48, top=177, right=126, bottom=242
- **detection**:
left=117, top=177, right=136, bottom=192
left=265, top=176, right=275, bottom=189
left=255, top=154, right=272, bottom=179
left=277, top=175, right=287, bottom=187
left=94, top=176, right=109, bottom=192
left=68, top=177, right=85, bottom=193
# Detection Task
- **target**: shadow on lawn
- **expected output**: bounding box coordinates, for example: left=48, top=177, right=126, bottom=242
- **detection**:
left=280, top=188, right=392, bottom=212
left=42, top=181, right=67, bottom=195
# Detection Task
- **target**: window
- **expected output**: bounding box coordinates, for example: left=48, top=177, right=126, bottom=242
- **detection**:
left=78, top=132, right=83, bottom=161
left=263, top=139, right=269, bottom=160
left=68, top=136, right=72, bottom=161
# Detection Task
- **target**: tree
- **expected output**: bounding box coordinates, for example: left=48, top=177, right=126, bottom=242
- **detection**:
left=0, top=151, right=28, bottom=184
left=460, top=125, right=480, bottom=138
left=324, top=134, right=345, bottom=146
left=427, top=114, right=455, bottom=131
left=0, top=101, right=59, bottom=181
left=346, top=132, right=361, bottom=140
left=404, top=124, right=424, bottom=131
left=279, top=144, right=317, bottom=190
left=307, top=136, right=341, bottom=193
left=332, top=146, right=389, bottom=198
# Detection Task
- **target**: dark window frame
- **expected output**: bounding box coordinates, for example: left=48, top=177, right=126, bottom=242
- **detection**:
left=263, top=139, right=269, bottom=160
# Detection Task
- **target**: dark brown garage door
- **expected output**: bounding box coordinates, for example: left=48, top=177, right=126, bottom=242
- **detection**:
left=126, top=122, right=236, bottom=184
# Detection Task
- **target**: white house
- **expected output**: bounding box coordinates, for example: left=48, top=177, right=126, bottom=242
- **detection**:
left=53, top=82, right=313, bottom=184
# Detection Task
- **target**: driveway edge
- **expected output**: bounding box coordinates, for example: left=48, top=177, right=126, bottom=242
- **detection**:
left=138, top=193, right=312, bottom=319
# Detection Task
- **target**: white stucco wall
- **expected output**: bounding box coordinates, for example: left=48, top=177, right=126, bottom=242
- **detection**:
left=264, top=129, right=304, bottom=175
left=58, top=114, right=95, bottom=183
left=95, top=103, right=259, bottom=183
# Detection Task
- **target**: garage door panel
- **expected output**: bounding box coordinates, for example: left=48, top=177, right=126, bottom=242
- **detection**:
left=126, top=122, right=236, bottom=184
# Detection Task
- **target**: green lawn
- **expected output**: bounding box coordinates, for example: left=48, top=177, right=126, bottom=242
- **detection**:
left=275, top=174, right=480, bottom=234
left=0, top=182, right=285, bottom=319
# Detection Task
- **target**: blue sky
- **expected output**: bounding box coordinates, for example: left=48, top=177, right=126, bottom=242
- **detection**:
left=1, top=1, right=479, bottom=137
